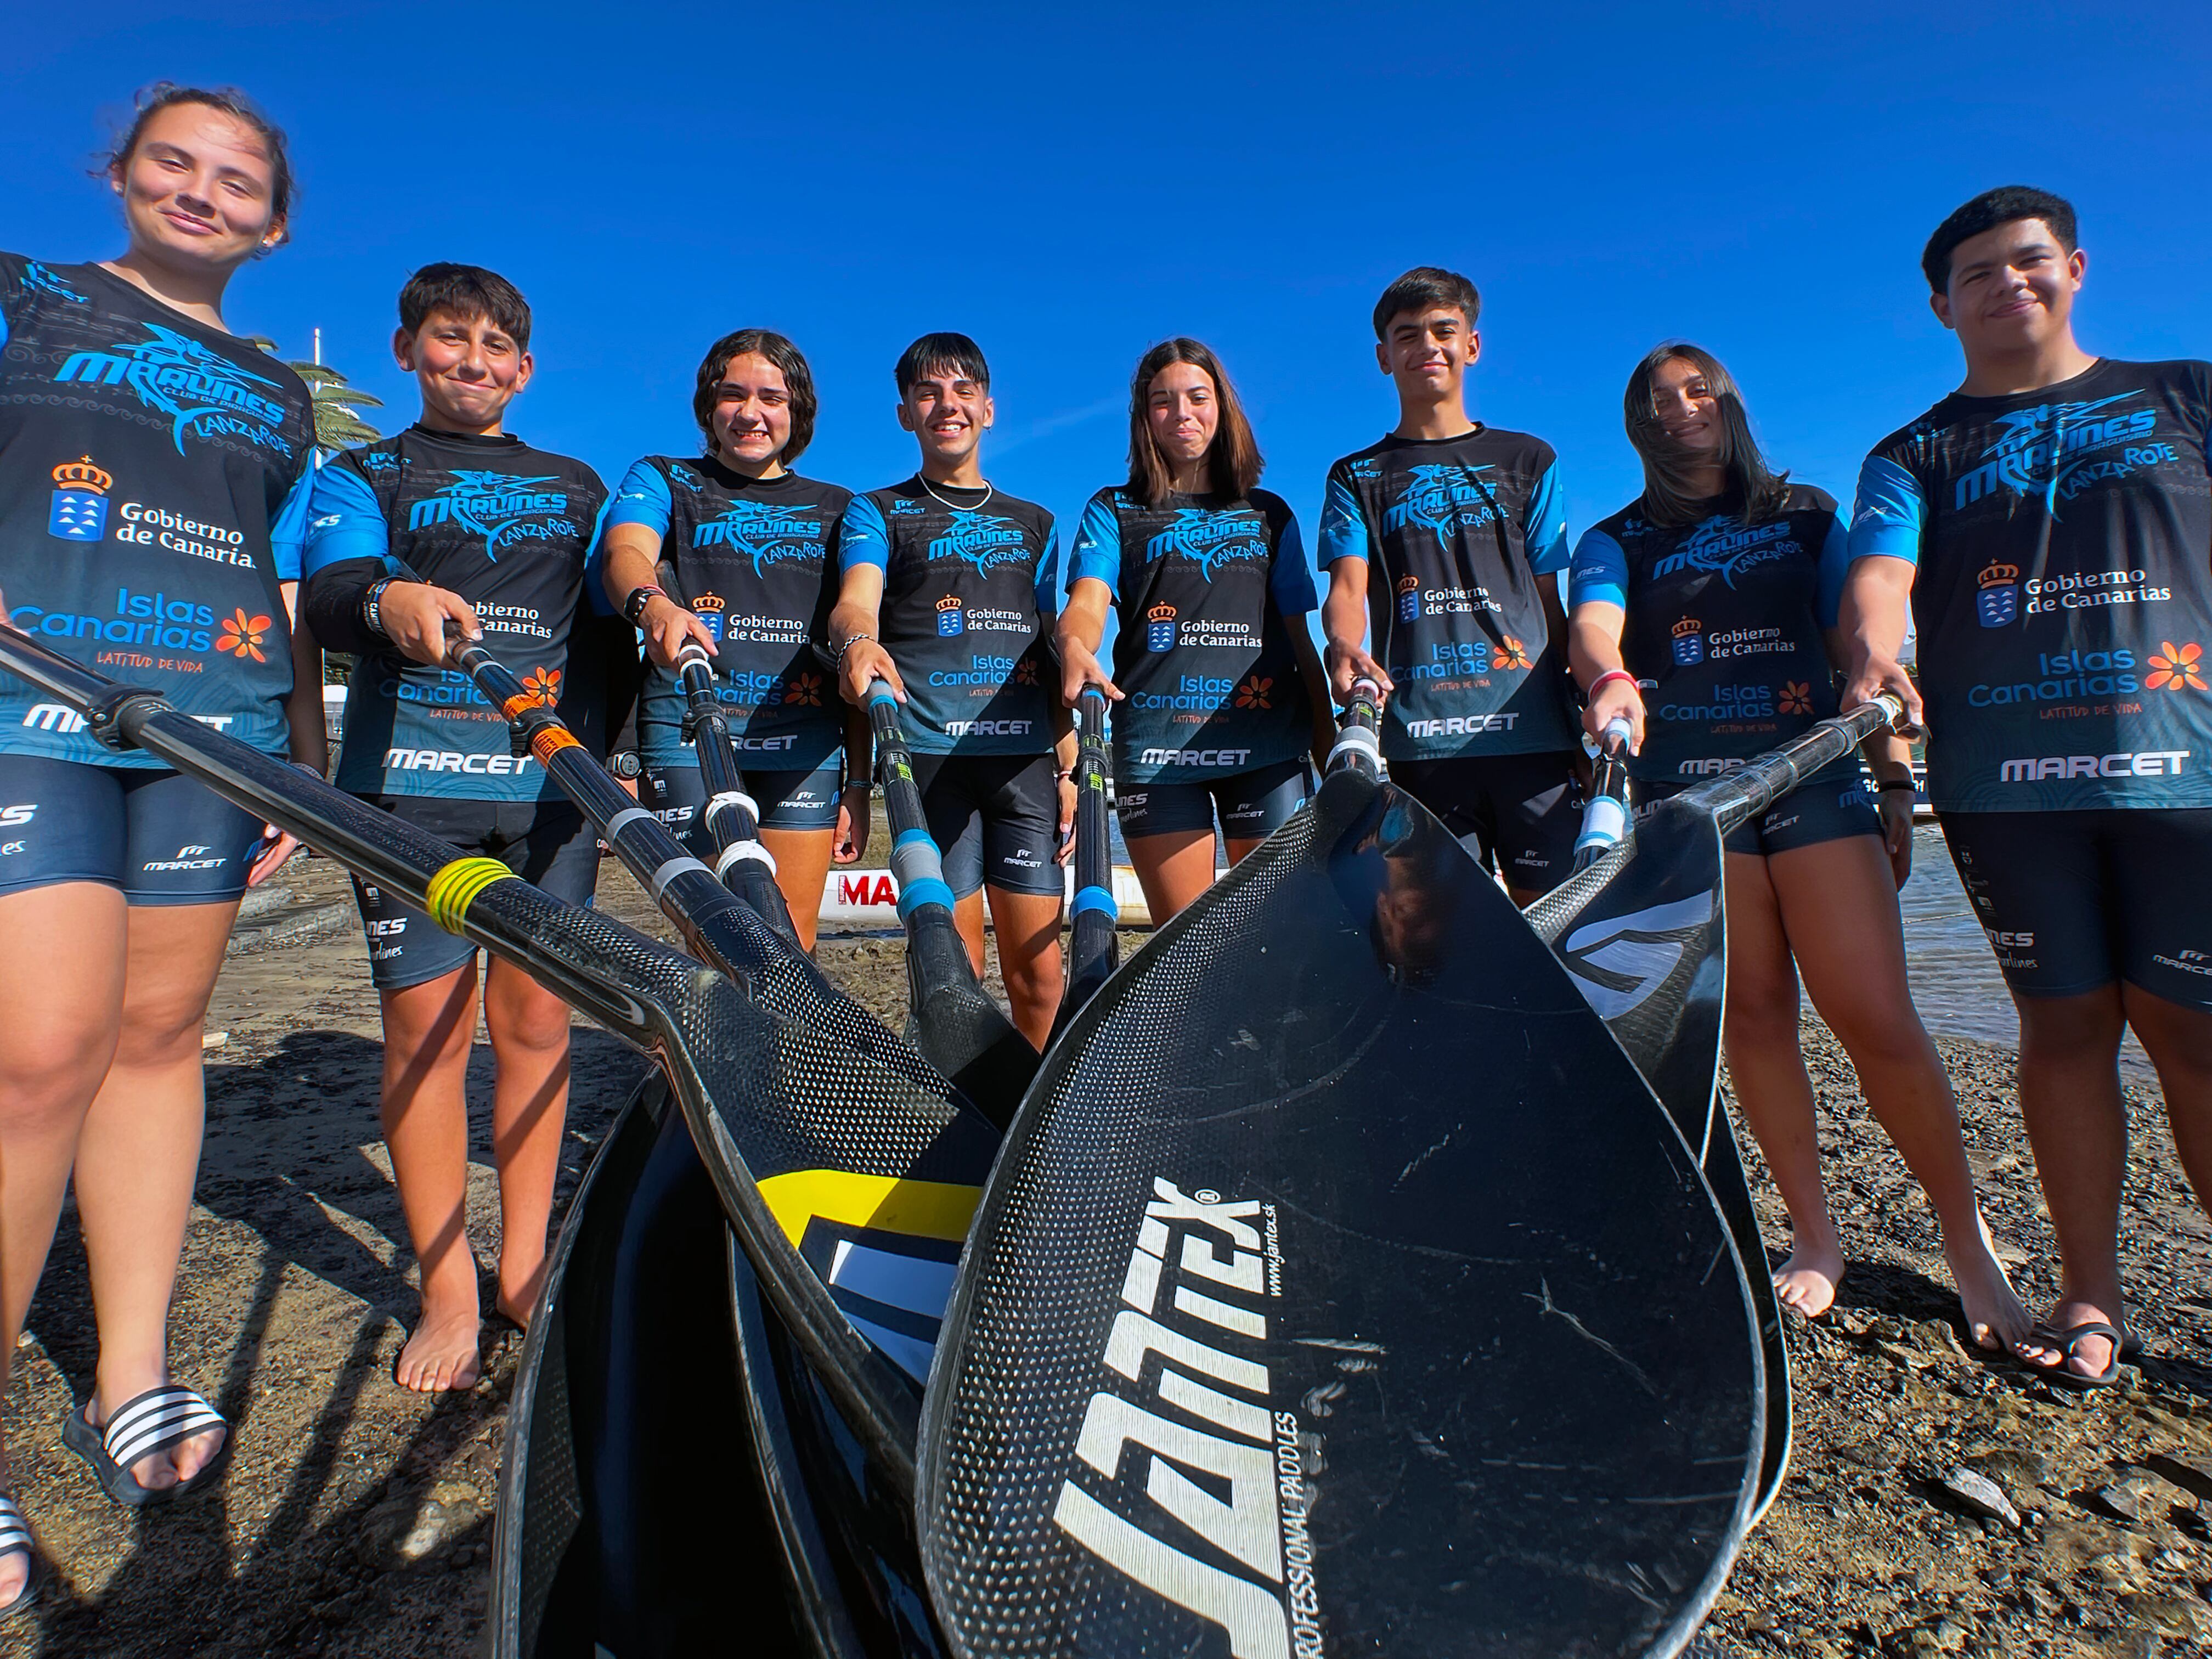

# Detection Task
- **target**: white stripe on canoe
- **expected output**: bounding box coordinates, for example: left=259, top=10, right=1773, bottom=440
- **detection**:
left=817, top=865, right=1153, bottom=931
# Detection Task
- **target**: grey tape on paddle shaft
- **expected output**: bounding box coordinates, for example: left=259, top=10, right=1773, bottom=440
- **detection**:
left=889, top=836, right=945, bottom=890
left=604, top=806, right=653, bottom=840
left=648, top=856, right=715, bottom=899
left=1328, top=724, right=1380, bottom=770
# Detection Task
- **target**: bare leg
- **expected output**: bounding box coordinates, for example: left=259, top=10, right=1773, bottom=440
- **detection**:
left=1715, top=851, right=1845, bottom=1316
left=0, top=883, right=126, bottom=1601
left=1125, top=828, right=1217, bottom=928
left=481, top=958, right=573, bottom=1327
left=761, top=826, right=836, bottom=953
left=952, top=889, right=988, bottom=980
left=985, top=887, right=1066, bottom=1050
left=1769, top=836, right=2030, bottom=1351
left=377, top=962, right=485, bottom=1392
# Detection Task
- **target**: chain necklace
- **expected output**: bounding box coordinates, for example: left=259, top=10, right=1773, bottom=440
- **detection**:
left=922, top=475, right=992, bottom=512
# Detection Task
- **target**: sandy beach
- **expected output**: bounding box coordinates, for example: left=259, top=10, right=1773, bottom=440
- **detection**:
left=5, top=849, right=2212, bottom=1657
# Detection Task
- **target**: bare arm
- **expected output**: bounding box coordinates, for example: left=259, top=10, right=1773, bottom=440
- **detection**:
left=602, top=521, right=714, bottom=670
left=1566, top=599, right=1643, bottom=752
left=280, top=581, right=329, bottom=776
left=827, top=564, right=901, bottom=703
left=1321, top=557, right=1390, bottom=701
left=1052, top=575, right=1121, bottom=704
left=1827, top=621, right=1917, bottom=887
left=1838, top=554, right=1922, bottom=732
left=1289, top=622, right=1335, bottom=769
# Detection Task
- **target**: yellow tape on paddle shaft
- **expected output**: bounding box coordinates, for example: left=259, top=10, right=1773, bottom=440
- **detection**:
left=755, top=1169, right=980, bottom=1250
left=424, top=856, right=520, bottom=936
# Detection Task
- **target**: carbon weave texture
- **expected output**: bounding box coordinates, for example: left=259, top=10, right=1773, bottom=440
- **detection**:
left=922, top=778, right=1761, bottom=1658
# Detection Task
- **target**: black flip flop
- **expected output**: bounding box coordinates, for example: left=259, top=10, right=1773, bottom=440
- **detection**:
left=0, top=1491, right=43, bottom=1626
left=61, top=1385, right=230, bottom=1506
left=2023, top=1319, right=2133, bottom=1391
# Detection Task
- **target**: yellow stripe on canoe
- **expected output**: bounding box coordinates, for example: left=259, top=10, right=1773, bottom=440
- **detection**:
left=755, top=1169, right=980, bottom=1250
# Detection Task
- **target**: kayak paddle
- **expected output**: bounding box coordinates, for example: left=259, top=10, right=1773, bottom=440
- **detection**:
left=1051, top=684, right=1119, bottom=1040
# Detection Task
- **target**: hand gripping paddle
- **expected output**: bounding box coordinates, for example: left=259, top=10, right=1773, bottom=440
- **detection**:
left=1525, top=693, right=1906, bottom=1528
left=865, top=676, right=1041, bottom=1128
left=917, top=678, right=1764, bottom=1658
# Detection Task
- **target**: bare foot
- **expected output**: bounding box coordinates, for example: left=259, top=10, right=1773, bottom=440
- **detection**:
left=396, top=1302, right=483, bottom=1393
left=496, top=1256, right=548, bottom=1330
left=1773, top=1242, right=1844, bottom=1318
left=2017, top=1296, right=2128, bottom=1381
left=0, top=1461, right=29, bottom=1616
left=1944, top=1214, right=2033, bottom=1352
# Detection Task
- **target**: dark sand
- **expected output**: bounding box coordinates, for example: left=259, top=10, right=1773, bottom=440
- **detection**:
left=7, top=851, right=2212, bottom=1657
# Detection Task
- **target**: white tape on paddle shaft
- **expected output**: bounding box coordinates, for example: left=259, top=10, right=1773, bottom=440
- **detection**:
left=603, top=806, right=653, bottom=839
left=715, top=840, right=776, bottom=877
left=1575, top=795, right=1629, bottom=854
left=1602, top=715, right=1634, bottom=752
left=703, top=791, right=760, bottom=831
left=675, top=642, right=712, bottom=673
left=648, top=855, right=715, bottom=899
left=1327, top=723, right=1381, bottom=772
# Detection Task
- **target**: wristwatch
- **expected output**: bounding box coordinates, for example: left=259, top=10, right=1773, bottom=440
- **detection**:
left=622, top=584, right=666, bottom=627
left=608, top=749, right=644, bottom=780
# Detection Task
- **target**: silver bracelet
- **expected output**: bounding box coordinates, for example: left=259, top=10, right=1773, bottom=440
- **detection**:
left=834, top=632, right=875, bottom=666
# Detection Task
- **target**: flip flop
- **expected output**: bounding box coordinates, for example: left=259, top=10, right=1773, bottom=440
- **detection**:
left=2022, top=1319, right=2134, bottom=1391
left=61, top=1385, right=230, bottom=1506
left=0, top=1491, right=43, bottom=1626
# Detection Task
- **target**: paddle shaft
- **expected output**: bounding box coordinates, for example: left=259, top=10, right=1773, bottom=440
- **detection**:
left=1572, top=715, right=1635, bottom=871
left=1060, top=686, right=1117, bottom=1017
left=1327, top=676, right=1384, bottom=780
left=866, top=678, right=961, bottom=925
left=1679, top=693, right=1905, bottom=836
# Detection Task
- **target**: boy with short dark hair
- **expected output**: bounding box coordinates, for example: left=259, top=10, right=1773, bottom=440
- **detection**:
left=1318, top=267, right=1581, bottom=902
left=827, top=332, right=1071, bottom=1047
left=1843, top=186, right=2212, bottom=1388
left=301, top=261, right=610, bottom=1392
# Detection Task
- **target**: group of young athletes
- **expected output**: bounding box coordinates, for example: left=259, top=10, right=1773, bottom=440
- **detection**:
left=2, top=80, right=2209, bottom=1622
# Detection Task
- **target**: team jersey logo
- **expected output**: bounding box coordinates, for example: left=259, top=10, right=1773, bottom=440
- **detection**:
left=520, top=667, right=563, bottom=705
left=53, top=324, right=294, bottom=458
left=1558, top=891, right=1714, bottom=1019
left=667, top=461, right=706, bottom=493
left=1142, top=509, right=1267, bottom=580
left=1232, top=674, right=1272, bottom=710
left=928, top=510, right=1032, bottom=576
left=22, top=261, right=88, bottom=303
left=938, top=595, right=966, bottom=637
left=405, top=471, right=574, bottom=558
left=2147, top=642, right=2207, bottom=692
left=216, top=607, right=275, bottom=662
left=48, top=457, right=112, bottom=541
left=1672, top=617, right=1704, bottom=665
left=1147, top=602, right=1176, bottom=652
left=1382, top=463, right=1501, bottom=546
left=1778, top=681, right=1813, bottom=715
left=1976, top=561, right=2019, bottom=627
left=1396, top=574, right=1420, bottom=624
left=691, top=498, right=827, bottom=576
left=1494, top=636, right=1530, bottom=670
left=1650, top=515, right=1796, bottom=586
left=690, top=592, right=726, bottom=640
left=1956, top=390, right=2160, bottom=514
left=360, top=450, right=402, bottom=474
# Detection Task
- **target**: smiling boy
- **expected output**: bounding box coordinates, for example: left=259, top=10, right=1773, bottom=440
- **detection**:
left=300, top=263, right=609, bottom=1393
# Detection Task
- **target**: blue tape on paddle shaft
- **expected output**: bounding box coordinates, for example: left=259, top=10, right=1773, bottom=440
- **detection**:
left=1072, top=885, right=1119, bottom=922
left=869, top=689, right=899, bottom=710
left=897, top=876, right=957, bottom=919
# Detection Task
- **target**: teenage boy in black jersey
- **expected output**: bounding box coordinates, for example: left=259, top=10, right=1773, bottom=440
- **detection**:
left=302, top=264, right=609, bottom=1393
left=1319, top=267, right=1581, bottom=902
left=1843, top=188, right=2212, bottom=1387
left=828, top=333, right=1073, bottom=1048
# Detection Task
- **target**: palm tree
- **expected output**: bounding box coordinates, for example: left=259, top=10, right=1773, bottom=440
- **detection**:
left=246, top=334, right=387, bottom=454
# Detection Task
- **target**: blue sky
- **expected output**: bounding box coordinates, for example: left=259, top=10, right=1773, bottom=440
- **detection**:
left=9, top=2, right=2211, bottom=558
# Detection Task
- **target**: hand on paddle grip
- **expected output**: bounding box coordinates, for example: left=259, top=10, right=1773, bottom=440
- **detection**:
left=1583, top=674, right=1645, bottom=755
left=380, top=580, right=483, bottom=670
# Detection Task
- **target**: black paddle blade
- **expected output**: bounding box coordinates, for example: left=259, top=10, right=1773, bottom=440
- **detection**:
left=904, top=906, right=1042, bottom=1132
left=1523, top=797, right=1793, bottom=1526
left=919, top=774, right=1762, bottom=1659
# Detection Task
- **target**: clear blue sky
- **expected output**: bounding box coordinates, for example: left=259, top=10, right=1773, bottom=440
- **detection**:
left=9, top=2, right=2211, bottom=555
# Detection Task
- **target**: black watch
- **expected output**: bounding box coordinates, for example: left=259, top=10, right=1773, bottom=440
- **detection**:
left=622, top=584, right=666, bottom=627
left=608, top=749, right=643, bottom=780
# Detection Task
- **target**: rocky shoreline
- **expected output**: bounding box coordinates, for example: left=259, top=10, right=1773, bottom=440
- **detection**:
left=4, top=854, right=2210, bottom=1656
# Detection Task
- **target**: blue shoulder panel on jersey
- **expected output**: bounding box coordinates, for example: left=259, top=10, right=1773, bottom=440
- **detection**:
left=1318, top=472, right=1370, bottom=566
left=303, top=460, right=392, bottom=579
left=1066, top=490, right=1122, bottom=597
left=1813, top=512, right=1850, bottom=628
left=1525, top=460, right=1571, bottom=575
left=1268, top=513, right=1319, bottom=614
left=1032, top=523, right=1061, bottom=619
left=1848, top=454, right=1925, bottom=568
left=1567, top=526, right=1629, bottom=611
left=602, top=456, right=674, bottom=536
left=269, top=462, right=318, bottom=581
left=839, top=494, right=891, bottom=573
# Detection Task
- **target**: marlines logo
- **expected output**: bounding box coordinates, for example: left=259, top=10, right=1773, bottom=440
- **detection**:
left=1382, top=463, right=1499, bottom=546
left=1557, top=891, right=1714, bottom=1019
left=1052, top=1178, right=1323, bottom=1659
left=1144, top=509, right=1268, bottom=580
left=407, top=471, right=574, bottom=558
left=928, top=509, right=1032, bottom=576
left=1955, top=390, right=2163, bottom=514
left=692, top=498, right=826, bottom=576
left=1650, top=515, right=1796, bottom=586
left=53, top=324, right=294, bottom=458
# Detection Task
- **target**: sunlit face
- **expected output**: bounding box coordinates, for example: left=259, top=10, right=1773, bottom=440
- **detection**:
left=111, top=101, right=284, bottom=272
left=1932, top=218, right=2085, bottom=357
left=710, top=352, right=793, bottom=471
left=1375, top=306, right=1479, bottom=397
left=1147, top=360, right=1219, bottom=478
left=394, top=308, right=532, bottom=429
left=1650, top=357, right=1722, bottom=455
left=896, top=366, right=993, bottom=466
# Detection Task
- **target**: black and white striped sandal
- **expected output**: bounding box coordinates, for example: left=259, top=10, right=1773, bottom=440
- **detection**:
left=0, top=1491, right=41, bottom=1624
left=61, top=1384, right=230, bottom=1506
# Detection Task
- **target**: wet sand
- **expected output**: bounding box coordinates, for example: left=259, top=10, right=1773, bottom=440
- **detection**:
left=5, top=851, right=2212, bottom=1656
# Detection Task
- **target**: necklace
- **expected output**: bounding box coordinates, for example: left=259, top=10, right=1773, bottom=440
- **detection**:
left=922, top=476, right=992, bottom=512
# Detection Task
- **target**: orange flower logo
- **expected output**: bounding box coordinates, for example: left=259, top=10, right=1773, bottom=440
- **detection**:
left=1013, top=657, right=1040, bottom=685
left=1494, top=636, right=1530, bottom=671
left=1778, top=680, right=1812, bottom=715
left=783, top=671, right=823, bottom=707
left=1233, top=675, right=1273, bottom=710
left=520, top=667, right=563, bottom=706
left=216, top=608, right=273, bottom=663
left=2147, top=641, right=2206, bottom=692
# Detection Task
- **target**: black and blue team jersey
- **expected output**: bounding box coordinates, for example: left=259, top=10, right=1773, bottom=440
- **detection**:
left=303, top=425, right=609, bottom=802
left=603, top=458, right=848, bottom=774
left=1570, top=486, right=1849, bottom=783
left=1065, top=486, right=1318, bottom=784
left=839, top=479, right=1057, bottom=757
left=1318, top=427, right=1576, bottom=761
left=0, top=254, right=316, bottom=766
left=1850, top=358, right=2212, bottom=813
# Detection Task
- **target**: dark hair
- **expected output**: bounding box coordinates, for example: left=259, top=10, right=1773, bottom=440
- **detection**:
left=398, top=263, right=533, bottom=354
left=1922, top=186, right=2078, bottom=292
left=1622, top=342, right=1789, bottom=527
left=692, top=329, right=819, bottom=465
left=1372, top=266, right=1481, bottom=340
left=895, top=332, right=990, bottom=396
left=105, top=83, right=295, bottom=250
left=1125, top=338, right=1263, bottom=506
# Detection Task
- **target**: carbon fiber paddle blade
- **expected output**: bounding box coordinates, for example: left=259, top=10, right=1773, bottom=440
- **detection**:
left=902, top=909, right=1040, bottom=1131
left=919, top=775, right=1762, bottom=1659
left=1523, top=798, right=1792, bottom=1526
